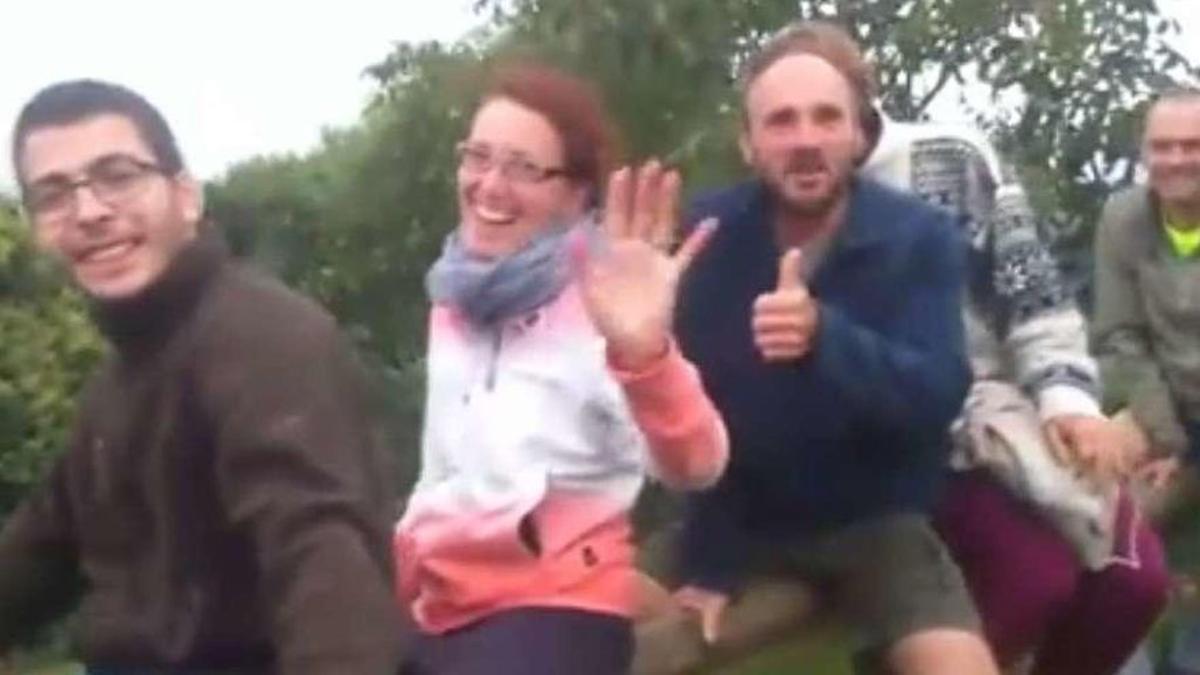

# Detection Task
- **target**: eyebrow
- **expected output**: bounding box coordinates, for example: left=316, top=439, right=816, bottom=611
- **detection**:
left=27, top=152, right=152, bottom=187
left=1148, top=134, right=1200, bottom=144
left=762, top=106, right=799, bottom=125
left=467, top=141, right=541, bottom=161
left=498, top=149, right=540, bottom=164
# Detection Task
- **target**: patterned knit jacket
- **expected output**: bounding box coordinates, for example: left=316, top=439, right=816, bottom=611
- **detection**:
left=861, top=119, right=1135, bottom=569
left=863, top=117, right=1102, bottom=421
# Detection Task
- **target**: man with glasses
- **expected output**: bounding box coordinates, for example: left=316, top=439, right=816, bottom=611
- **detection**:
left=0, top=80, right=405, bottom=674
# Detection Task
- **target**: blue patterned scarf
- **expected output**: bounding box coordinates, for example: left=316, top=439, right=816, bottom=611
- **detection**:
left=425, top=220, right=583, bottom=326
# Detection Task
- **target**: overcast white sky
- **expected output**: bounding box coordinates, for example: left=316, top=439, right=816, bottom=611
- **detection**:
left=0, top=1, right=481, bottom=191
left=2, top=0, right=1197, bottom=193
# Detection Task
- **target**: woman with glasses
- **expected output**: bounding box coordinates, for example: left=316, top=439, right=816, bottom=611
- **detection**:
left=395, top=63, right=729, bottom=674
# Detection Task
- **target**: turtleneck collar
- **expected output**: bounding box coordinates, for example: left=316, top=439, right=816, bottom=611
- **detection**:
left=90, top=226, right=227, bottom=357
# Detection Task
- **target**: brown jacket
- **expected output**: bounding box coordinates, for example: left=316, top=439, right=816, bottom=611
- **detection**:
left=0, top=230, right=405, bottom=673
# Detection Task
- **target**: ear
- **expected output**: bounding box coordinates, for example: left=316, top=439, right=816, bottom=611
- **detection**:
left=738, top=130, right=754, bottom=167
left=172, top=172, right=205, bottom=233
left=850, top=120, right=868, bottom=166
left=30, top=216, right=56, bottom=255
left=565, top=179, right=591, bottom=216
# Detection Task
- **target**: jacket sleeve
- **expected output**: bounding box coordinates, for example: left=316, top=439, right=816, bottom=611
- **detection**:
left=1091, top=194, right=1189, bottom=455
left=608, top=340, right=729, bottom=491
left=807, top=212, right=972, bottom=434
left=985, top=182, right=1101, bottom=419
left=0, top=459, right=84, bottom=650
left=676, top=475, right=754, bottom=595
left=199, top=307, right=405, bottom=675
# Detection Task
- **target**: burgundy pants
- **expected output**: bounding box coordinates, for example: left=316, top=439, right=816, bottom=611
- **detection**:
left=935, top=471, right=1169, bottom=675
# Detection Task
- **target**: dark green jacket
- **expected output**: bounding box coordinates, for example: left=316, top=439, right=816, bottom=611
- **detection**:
left=1092, top=185, right=1200, bottom=456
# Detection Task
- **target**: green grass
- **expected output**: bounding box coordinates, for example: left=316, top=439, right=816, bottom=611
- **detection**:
left=24, top=664, right=80, bottom=675
left=8, top=654, right=79, bottom=675
left=712, top=632, right=853, bottom=675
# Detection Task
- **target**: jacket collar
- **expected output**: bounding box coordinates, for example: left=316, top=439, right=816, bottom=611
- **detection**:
left=91, top=225, right=227, bottom=357
left=734, top=176, right=894, bottom=256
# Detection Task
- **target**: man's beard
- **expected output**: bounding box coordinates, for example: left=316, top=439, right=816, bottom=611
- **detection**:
left=775, top=177, right=847, bottom=220
left=762, top=148, right=848, bottom=220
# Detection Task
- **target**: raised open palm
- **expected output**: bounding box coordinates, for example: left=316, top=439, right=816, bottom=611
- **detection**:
left=578, top=160, right=715, bottom=370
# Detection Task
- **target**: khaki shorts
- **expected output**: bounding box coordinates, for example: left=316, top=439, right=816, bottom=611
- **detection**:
left=773, top=513, right=980, bottom=653
left=635, top=513, right=981, bottom=674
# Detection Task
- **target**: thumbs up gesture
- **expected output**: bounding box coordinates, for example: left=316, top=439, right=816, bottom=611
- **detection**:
left=752, top=248, right=819, bottom=362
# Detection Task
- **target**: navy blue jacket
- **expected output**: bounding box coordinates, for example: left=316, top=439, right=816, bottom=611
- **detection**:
left=675, top=178, right=970, bottom=592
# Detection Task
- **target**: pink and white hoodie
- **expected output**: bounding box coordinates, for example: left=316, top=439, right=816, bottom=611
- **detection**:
left=395, top=282, right=728, bottom=634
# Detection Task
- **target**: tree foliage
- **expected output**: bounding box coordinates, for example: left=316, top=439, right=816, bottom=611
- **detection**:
left=0, top=201, right=102, bottom=512
left=206, top=42, right=488, bottom=488
left=477, top=0, right=1196, bottom=239
left=197, top=0, right=1194, bottom=491
left=3, top=0, right=1195, bottom=510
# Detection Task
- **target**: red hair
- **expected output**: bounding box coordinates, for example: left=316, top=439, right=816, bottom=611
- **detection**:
left=481, top=63, right=622, bottom=199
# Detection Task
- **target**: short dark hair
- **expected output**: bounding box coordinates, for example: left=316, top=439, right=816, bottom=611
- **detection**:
left=11, top=79, right=185, bottom=185
left=739, top=21, right=877, bottom=133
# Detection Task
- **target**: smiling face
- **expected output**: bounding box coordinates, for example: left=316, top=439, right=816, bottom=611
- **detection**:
left=456, top=97, right=587, bottom=258
left=19, top=113, right=202, bottom=300
left=740, top=53, right=865, bottom=221
left=1143, top=96, right=1200, bottom=214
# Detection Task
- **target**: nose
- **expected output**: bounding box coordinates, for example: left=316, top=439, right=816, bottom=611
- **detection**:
left=476, top=162, right=512, bottom=195
left=783, top=116, right=821, bottom=148
left=72, top=182, right=115, bottom=225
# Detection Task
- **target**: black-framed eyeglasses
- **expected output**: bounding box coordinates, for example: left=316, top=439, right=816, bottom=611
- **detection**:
left=454, top=141, right=567, bottom=184
left=22, top=154, right=166, bottom=223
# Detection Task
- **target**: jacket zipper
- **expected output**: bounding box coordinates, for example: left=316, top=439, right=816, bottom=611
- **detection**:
left=485, top=327, right=502, bottom=391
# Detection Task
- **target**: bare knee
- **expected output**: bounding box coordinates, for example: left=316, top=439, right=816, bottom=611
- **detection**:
left=887, top=628, right=999, bottom=675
